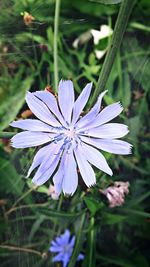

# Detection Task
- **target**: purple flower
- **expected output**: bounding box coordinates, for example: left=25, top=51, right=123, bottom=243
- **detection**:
left=49, top=229, right=84, bottom=267
left=10, top=80, right=132, bottom=195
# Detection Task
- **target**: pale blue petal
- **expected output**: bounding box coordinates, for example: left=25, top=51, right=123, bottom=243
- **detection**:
left=82, top=102, right=123, bottom=130
left=58, top=80, right=74, bottom=124
left=63, top=253, right=71, bottom=267
left=58, top=229, right=70, bottom=245
left=11, top=131, right=54, bottom=148
left=77, top=253, right=84, bottom=260
left=52, top=252, right=63, bottom=262
left=10, top=119, right=57, bottom=132
left=26, top=92, right=61, bottom=127
left=50, top=239, right=64, bottom=252
left=51, top=240, right=58, bottom=247
left=53, top=172, right=63, bottom=196
left=27, top=144, right=51, bottom=177
left=49, top=245, right=62, bottom=253
left=81, top=136, right=132, bottom=155
left=32, top=141, right=64, bottom=185
left=32, top=156, right=60, bottom=185
left=74, top=145, right=96, bottom=187
left=82, top=142, right=113, bottom=176
left=53, top=152, right=66, bottom=195
left=81, top=123, right=129, bottom=139
left=70, top=236, right=75, bottom=247
left=34, top=91, right=67, bottom=127
left=71, top=82, right=92, bottom=125
left=62, top=148, right=78, bottom=195
left=76, top=90, right=107, bottom=129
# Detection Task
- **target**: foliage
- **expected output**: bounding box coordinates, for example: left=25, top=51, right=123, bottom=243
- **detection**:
left=0, top=0, right=150, bottom=266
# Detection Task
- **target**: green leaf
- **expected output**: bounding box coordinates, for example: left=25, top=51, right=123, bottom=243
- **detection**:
left=28, top=215, right=46, bottom=242
left=127, top=116, right=140, bottom=142
left=123, top=208, right=150, bottom=218
left=0, top=76, right=34, bottom=130
left=84, top=196, right=101, bottom=215
left=93, top=0, right=123, bottom=5
left=98, top=255, right=135, bottom=267
left=102, top=212, right=127, bottom=224
left=39, top=208, right=83, bottom=219
left=122, top=73, right=131, bottom=108
left=27, top=180, right=48, bottom=194
left=0, top=157, right=24, bottom=195
left=67, top=0, right=118, bottom=17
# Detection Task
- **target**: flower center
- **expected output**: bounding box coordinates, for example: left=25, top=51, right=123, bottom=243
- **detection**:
left=65, top=129, right=76, bottom=139
left=63, top=244, right=72, bottom=253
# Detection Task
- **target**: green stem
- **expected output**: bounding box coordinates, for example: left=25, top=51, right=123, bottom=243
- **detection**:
left=54, top=0, right=61, bottom=92
left=51, top=193, right=63, bottom=237
left=0, top=132, right=15, bottom=138
left=68, top=212, right=86, bottom=267
left=88, top=217, right=96, bottom=267
left=91, top=0, right=136, bottom=106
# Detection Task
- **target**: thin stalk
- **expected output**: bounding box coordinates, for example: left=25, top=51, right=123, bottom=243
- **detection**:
left=88, top=217, right=96, bottom=267
left=0, top=132, right=15, bottom=138
left=68, top=212, right=86, bottom=267
left=90, top=0, right=136, bottom=106
left=51, top=193, right=64, bottom=236
left=5, top=202, right=49, bottom=216
left=0, top=244, right=42, bottom=256
left=10, top=185, right=37, bottom=210
left=54, top=0, right=61, bottom=92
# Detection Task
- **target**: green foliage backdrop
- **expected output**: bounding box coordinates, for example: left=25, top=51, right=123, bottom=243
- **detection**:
left=0, top=0, right=150, bottom=266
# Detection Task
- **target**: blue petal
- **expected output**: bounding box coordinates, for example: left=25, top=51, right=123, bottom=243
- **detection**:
left=74, top=145, right=96, bottom=187
left=70, top=236, right=75, bottom=247
left=81, top=142, right=113, bottom=176
left=58, top=80, right=74, bottom=124
left=32, top=141, right=64, bottom=185
left=27, top=144, right=52, bottom=177
left=71, top=82, right=92, bottom=125
left=49, top=244, right=62, bottom=252
left=81, top=136, right=132, bottom=155
left=77, top=253, right=84, bottom=260
left=52, top=252, right=63, bottom=262
left=59, top=229, right=71, bottom=245
left=53, top=152, right=66, bottom=195
left=32, top=157, right=60, bottom=185
left=81, top=102, right=123, bottom=130
left=63, top=253, right=71, bottom=267
left=76, top=90, right=107, bottom=129
left=11, top=131, right=54, bottom=148
left=53, top=172, right=63, bottom=196
left=10, top=119, right=57, bottom=132
left=62, top=148, right=78, bottom=195
left=34, top=91, right=68, bottom=127
left=26, top=92, right=61, bottom=127
left=81, top=123, right=129, bottom=139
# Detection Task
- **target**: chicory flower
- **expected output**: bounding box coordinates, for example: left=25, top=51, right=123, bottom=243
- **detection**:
left=49, top=229, right=84, bottom=267
left=10, top=80, right=132, bottom=195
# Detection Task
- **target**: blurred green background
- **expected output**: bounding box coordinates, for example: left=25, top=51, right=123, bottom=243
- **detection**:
left=0, top=0, right=150, bottom=266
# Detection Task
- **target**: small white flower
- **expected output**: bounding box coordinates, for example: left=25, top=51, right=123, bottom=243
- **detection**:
left=91, top=25, right=113, bottom=45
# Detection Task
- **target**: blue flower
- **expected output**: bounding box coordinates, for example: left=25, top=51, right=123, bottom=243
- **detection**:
left=49, top=229, right=84, bottom=267
left=10, top=80, right=132, bottom=195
